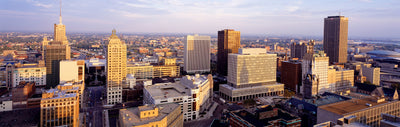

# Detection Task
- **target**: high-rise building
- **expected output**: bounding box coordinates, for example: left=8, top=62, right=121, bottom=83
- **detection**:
left=281, top=60, right=302, bottom=93
left=45, top=2, right=71, bottom=87
left=59, top=60, right=85, bottom=84
left=302, top=51, right=329, bottom=98
left=219, top=48, right=284, bottom=102
left=323, top=16, right=349, bottom=64
left=217, top=29, right=240, bottom=76
left=106, top=29, right=127, bottom=105
left=290, top=40, right=315, bottom=59
left=184, top=35, right=211, bottom=74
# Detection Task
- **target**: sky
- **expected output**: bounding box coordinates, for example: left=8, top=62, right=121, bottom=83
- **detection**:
left=0, top=0, right=399, bottom=39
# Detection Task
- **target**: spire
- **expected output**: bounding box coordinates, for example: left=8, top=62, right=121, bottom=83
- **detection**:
left=59, top=0, right=63, bottom=24
left=112, top=29, right=116, bottom=35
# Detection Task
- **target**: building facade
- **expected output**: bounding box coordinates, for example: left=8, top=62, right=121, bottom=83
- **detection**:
left=40, top=85, right=80, bottom=127
left=219, top=48, right=284, bottom=102
left=323, top=16, right=348, bottom=64
left=281, top=60, right=302, bottom=92
left=217, top=29, right=240, bottom=76
left=328, top=66, right=354, bottom=94
left=127, top=64, right=180, bottom=79
left=7, top=63, right=46, bottom=88
left=302, top=51, right=329, bottom=98
left=59, top=60, right=84, bottom=84
left=361, top=64, right=380, bottom=85
left=106, top=29, right=127, bottom=105
left=184, top=35, right=210, bottom=74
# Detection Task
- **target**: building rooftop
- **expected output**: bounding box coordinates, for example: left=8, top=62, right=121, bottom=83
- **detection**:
left=120, top=103, right=179, bottom=126
left=85, top=58, right=106, bottom=67
left=145, top=82, right=191, bottom=100
left=286, top=92, right=351, bottom=113
left=318, top=98, right=391, bottom=115
left=230, top=106, right=300, bottom=127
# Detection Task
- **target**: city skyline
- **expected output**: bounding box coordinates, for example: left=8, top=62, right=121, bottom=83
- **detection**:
left=1, top=0, right=399, bottom=39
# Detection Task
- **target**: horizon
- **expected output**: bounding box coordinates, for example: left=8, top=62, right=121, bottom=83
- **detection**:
left=1, top=0, right=399, bottom=39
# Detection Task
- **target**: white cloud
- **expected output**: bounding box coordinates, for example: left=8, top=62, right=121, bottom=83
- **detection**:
left=26, top=0, right=53, bottom=9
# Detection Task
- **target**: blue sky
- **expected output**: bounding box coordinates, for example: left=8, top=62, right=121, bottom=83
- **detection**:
left=0, top=0, right=399, bottom=39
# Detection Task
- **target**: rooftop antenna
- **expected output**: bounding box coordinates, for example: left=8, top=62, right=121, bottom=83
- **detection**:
left=59, top=0, right=62, bottom=24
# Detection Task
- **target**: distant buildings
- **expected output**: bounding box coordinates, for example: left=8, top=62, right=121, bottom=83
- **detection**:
left=219, top=48, right=284, bottom=102
left=290, top=40, right=315, bottom=59
left=281, top=60, right=302, bottom=93
left=184, top=35, right=211, bottom=74
left=228, top=105, right=301, bottom=127
left=106, top=29, right=127, bottom=105
left=361, top=64, right=380, bottom=85
left=143, top=74, right=213, bottom=121
left=119, top=103, right=183, bottom=127
left=217, top=29, right=240, bottom=76
left=302, top=51, right=329, bottom=98
left=323, top=16, right=348, bottom=64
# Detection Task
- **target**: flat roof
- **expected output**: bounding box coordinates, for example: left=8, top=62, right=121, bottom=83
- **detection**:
left=120, top=103, right=179, bottom=126
left=318, top=98, right=390, bottom=115
left=145, top=82, right=191, bottom=100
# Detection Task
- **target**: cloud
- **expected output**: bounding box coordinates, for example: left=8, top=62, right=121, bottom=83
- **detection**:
left=286, top=6, right=300, bottom=12
left=26, top=0, right=53, bottom=9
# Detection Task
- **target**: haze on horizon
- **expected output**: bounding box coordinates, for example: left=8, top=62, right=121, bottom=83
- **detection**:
left=0, top=0, right=399, bottom=39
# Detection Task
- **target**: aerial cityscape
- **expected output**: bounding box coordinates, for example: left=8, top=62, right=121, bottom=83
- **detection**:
left=1, top=0, right=400, bottom=127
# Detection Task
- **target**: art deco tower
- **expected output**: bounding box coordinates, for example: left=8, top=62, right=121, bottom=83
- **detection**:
left=217, top=29, right=240, bottom=76
left=45, top=0, right=71, bottom=87
left=106, top=29, right=127, bottom=105
left=323, top=16, right=348, bottom=64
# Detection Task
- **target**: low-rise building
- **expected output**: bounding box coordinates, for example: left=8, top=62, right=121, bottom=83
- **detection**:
left=12, top=81, right=35, bottom=108
left=228, top=106, right=301, bottom=127
left=6, top=63, right=46, bottom=88
left=143, top=74, right=213, bottom=121
left=119, top=103, right=183, bottom=127
left=0, top=100, right=12, bottom=112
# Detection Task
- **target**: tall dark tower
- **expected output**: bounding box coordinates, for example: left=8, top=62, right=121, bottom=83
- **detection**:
left=323, top=16, right=348, bottom=64
left=217, top=29, right=240, bottom=76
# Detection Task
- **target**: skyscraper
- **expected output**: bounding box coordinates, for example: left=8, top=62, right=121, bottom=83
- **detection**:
left=217, top=29, right=240, bottom=76
left=184, top=34, right=210, bottom=74
left=44, top=0, right=71, bottom=87
left=323, top=16, right=348, bottom=64
left=106, top=29, right=127, bottom=105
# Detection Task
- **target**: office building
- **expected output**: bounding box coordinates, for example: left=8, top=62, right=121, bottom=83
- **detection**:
left=106, top=29, right=127, bottom=105
left=119, top=103, right=183, bottom=127
left=59, top=60, right=84, bottom=84
left=281, top=60, right=302, bottom=92
left=184, top=35, right=210, bottom=74
left=361, top=64, right=380, bottom=85
left=318, top=98, right=400, bottom=127
left=302, top=51, right=329, bottom=98
left=40, top=83, right=81, bottom=127
left=217, top=29, right=240, bottom=76
left=12, top=81, right=36, bottom=108
left=380, top=113, right=400, bottom=127
left=127, top=63, right=180, bottom=79
left=228, top=106, right=301, bottom=127
left=163, top=58, right=176, bottom=66
left=143, top=74, right=213, bottom=121
left=6, top=63, right=46, bottom=88
left=323, top=16, right=348, bottom=64
left=328, top=66, right=354, bottom=94
left=44, top=4, right=71, bottom=87
left=290, top=40, right=315, bottom=59
left=219, top=48, right=284, bottom=102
